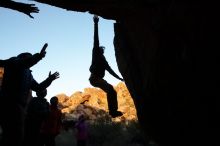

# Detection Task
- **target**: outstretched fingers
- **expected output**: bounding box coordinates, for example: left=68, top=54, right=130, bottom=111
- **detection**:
left=52, top=71, right=60, bottom=80
left=30, top=4, right=39, bottom=13
left=48, top=71, right=60, bottom=81
left=24, top=4, right=39, bottom=18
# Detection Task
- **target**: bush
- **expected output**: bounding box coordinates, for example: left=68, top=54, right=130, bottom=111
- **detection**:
left=87, top=120, right=145, bottom=146
left=56, top=119, right=146, bottom=146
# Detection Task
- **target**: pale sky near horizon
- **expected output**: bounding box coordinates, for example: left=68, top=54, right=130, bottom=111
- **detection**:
left=0, top=0, right=122, bottom=100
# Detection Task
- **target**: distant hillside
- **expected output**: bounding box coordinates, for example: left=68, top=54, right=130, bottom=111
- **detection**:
left=56, top=82, right=137, bottom=122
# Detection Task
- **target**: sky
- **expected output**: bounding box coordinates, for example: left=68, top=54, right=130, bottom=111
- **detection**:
left=0, top=0, right=122, bottom=100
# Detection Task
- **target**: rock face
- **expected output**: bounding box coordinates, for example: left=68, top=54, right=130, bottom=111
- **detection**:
left=57, top=82, right=137, bottom=123
left=3, top=1, right=219, bottom=146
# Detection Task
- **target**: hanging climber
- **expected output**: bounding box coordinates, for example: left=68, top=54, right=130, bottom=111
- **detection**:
left=89, top=15, right=124, bottom=118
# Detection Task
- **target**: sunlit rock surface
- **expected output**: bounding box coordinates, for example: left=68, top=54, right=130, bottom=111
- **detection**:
left=57, top=82, right=137, bottom=122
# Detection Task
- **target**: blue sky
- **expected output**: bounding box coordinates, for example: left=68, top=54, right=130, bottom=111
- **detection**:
left=0, top=0, right=122, bottom=100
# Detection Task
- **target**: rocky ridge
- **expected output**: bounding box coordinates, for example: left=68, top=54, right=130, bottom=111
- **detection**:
left=56, top=82, right=137, bottom=123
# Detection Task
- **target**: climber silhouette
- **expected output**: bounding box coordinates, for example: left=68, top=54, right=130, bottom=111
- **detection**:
left=24, top=89, right=50, bottom=146
left=0, top=43, right=59, bottom=146
left=89, top=15, right=123, bottom=118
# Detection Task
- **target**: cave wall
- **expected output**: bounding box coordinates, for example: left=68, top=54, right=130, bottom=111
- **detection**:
left=0, top=68, right=3, bottom=89
left=113, top=2, right=219, bottom=146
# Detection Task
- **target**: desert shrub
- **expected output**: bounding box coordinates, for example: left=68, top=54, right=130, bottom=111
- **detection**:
left=87, top=120, right=145, bottom=146
left=56, top=119, right=146, bottom=146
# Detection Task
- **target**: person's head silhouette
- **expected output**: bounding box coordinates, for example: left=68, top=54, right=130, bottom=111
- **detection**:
left=17, top=52, right=32, bottom=59
left=50, top=96, right=58, bottom=106
left=36, top=89, right=47, bottom=99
